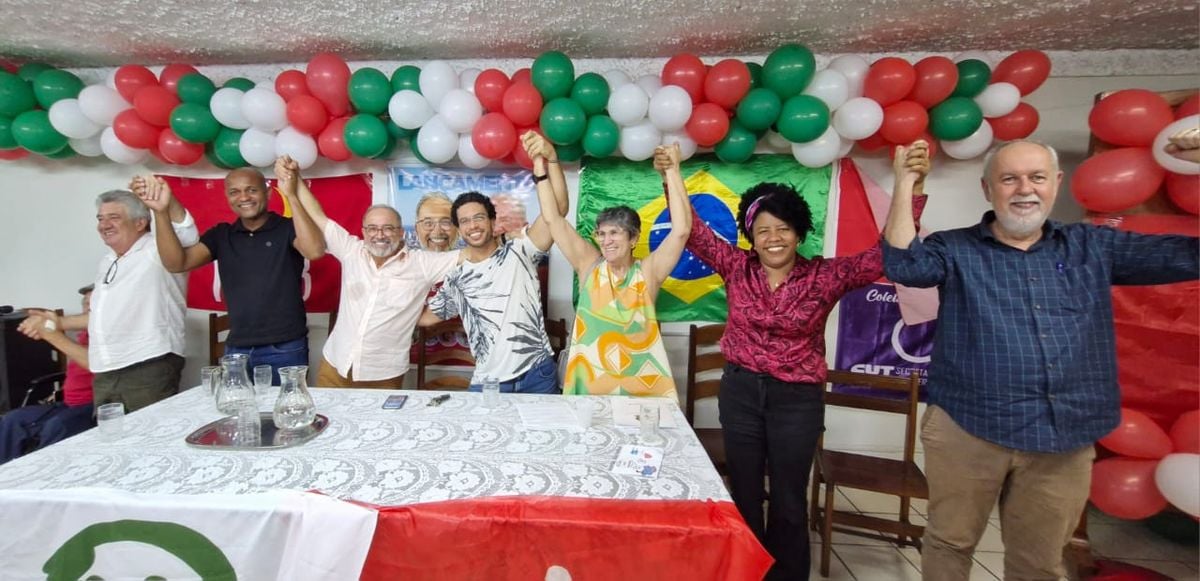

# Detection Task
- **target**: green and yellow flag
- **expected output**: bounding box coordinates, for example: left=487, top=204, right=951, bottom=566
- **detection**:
left=577, top=154, right=831, bottom=322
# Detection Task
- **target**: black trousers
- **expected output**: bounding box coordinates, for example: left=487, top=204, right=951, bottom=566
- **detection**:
left=719, top=363, right=825, bottom=581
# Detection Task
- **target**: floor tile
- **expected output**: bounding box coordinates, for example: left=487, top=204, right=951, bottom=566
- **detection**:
left=809, top=544, right=856, bottom=580
left=835, top=546, right=922, bottom=580
left=973, top=551, right=1006, bottom=580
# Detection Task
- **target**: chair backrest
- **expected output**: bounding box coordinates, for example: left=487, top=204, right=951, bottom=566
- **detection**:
left=684, top=323, right=726, bottom=425
left=822, top=369, right=922, bottom=465
left=208, top=312, right=231, bottom=366
left=545, top=317, right=569, bottom=359
left=416, top=319, right=474, bottom=390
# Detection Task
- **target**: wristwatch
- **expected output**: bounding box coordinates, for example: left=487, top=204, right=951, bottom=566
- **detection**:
left=532, top=173, right=549, bottom=183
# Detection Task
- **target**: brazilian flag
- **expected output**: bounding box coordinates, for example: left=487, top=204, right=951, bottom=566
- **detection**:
left=577, top=154, right=831, bottom=322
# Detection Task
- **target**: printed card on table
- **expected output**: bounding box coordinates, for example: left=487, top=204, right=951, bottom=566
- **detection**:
left=611, top=444, right=664, bottom=479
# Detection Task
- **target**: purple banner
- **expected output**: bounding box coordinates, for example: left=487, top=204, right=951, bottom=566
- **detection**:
left=834, top=283, right=936, bottom=398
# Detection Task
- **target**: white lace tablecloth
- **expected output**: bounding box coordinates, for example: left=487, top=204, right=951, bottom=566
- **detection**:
left=0, top=388, right=730, bottom=506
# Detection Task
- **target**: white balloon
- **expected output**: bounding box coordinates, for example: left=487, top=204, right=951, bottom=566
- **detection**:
left=765, top=129, right=791, bottom=150
left=1155, top=453, right=1200, bottom=517
left=211, top=88, right=251, bottom=130
left=828, top=55, right=870, bottom=99
left=1152, top=115, right=1200, bottom=175
left=105, top=69, right=118, bottom=90
left=69, top=133, right=104, bottom=157
left=837, top=136, right=854, bottom=158
left=438, top=89, right=483, bottom=134
left=955, top=51, right=993, bottom=65
left=458, top=133, right=491, bottom=169
left=975, top=82, right=1021, bottom=118
left=241, top=87, right=288, bottom=132
left=619, top=121, right=661, bottom=161
left=661, top=131, right=698, bottom=160
left=803, top=69, right=850, bottom=112
left=603, top=70, right=632, bottom=89
left=636, top=74, right=662, bottom=98
left=416, top=115, right=458, bottom=164
left=77, top=85, right=130, bottom=126
left=941, top=121, right=995, bottom=160
left=239, top=127, right=278, bottom=167
left=419, top=61, right=459, bottom=109
left=648, top=85, right=693, bottom=132
left=48, top=99, right=102, bottom=139
left=100, top=127, right=147, bottom=164
left=274, top=126, right=318, bottom=169
left=389, top=90, right=434, bottom=130
left=832, top=97, right=884, bottom=140
left=792, top=126, right=843, bottom=168
left=459, top=68, right=481, bottom=94
left=608, top=84, right=650, bottom=127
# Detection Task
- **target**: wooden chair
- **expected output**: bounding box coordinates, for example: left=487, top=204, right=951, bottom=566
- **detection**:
left=208, top=310, right=337, bottom=366
left=544, top=317, right=569, bottom=359
left=684, top=323, right=727, bottom=474
left=416, top=319, right=474, bottom=390
left=810, top=369, right=927, bottom=577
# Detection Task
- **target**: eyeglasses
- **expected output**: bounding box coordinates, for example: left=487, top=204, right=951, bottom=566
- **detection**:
left=417, top=218, right=454, bottom=229
left=460, top=214, right=489, bottom=225
left=363, top=225, right=401, bottom=235
left=103, top=258, right=119, bottom=285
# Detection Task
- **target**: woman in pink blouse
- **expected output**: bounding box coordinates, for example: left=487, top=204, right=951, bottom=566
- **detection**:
left=685, top=143, right=929, bottom=580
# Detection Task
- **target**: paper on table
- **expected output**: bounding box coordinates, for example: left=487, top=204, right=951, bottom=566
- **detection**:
left=516, top=401, right=583, bottom=432
left=611, top=444, right=664, bottom=479
left=611, top=398, right=677, bottom=429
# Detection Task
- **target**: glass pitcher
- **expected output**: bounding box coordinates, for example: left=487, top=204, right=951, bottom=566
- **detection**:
left=274, top=365, right=316, bottom=431
left=215, top=354, right=255, bottom=415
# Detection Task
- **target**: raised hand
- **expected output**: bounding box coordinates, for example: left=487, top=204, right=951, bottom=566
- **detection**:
left=134, top=175, right=173, bottom=212
left=274, top=155, right=300, bottom=196
left=520, top=131, right=556, bottom=163
left=1165, top=126, right=1200, bottom=163
left=653, top=143, right=682, bottom=176
left=893, top=140, right=931, bottom=191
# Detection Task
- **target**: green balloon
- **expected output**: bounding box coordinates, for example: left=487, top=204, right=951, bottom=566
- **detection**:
left=177, top=73, right=217, bottom=105
left=569, top=73, right=610, bottom=116
left=762, top=44, right=816, bottom=99
left=32, top=69, right=83, bottom=108
left=11, top=109, right=67, bottom=154
left=532, top=51, right=574, bottom=100
left=205, top=146, right=232, bottom=169
left=349, top=68, right=391, bottom=115
left=0, top=116, right=16, bottom=149
left=557, top=140, right=584, bottom=162
left=170, top=103, right=221, bottom=144
left=17, top=63, right=52, bottom=82
left=409, top=139, right=432, bottom=165
left=714, top=121, right=757, bottom=163
left=223, top=77, right=255, bottom=91
left=371, top=134, right=398, bottom=159
left=386, top=121, right=415, bottom=140
left=736, top=88, right=782, bottom=132
left=776, top=95, right=829, bottom=143
left=930, top=97, right=984, bottom=141
left=747, top=62, right=763, bottom=90
left=952, top=60, right=991, bottom=98
left=213, top=127, right=246, bottom=168
left=582, top=115, right=620, bottom=158
left=344, top=114, right=388, bottom=158
left=43, top=143, right=75, bottom=159
left=539, top=98, right=587, bottom=145
left=390, top=65, right=421, bottom=94
left=0, top=72, right=36, bottom=117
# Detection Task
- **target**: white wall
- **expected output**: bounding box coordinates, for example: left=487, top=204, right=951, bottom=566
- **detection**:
left=1, top=72, right=1195, bottom=452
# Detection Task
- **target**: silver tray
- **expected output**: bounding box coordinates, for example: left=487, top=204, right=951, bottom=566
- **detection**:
left=185, top=412, right=329, bottom=450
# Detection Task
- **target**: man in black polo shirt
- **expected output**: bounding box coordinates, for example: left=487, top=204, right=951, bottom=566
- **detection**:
left=151, top=156, right=325, bottom=382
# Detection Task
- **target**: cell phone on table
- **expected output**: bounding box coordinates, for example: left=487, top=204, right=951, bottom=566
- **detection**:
left=382, top=395, right=409, bottom=409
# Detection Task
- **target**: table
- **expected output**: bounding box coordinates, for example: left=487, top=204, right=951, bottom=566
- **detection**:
left=0, top=388, right=771, bottom=580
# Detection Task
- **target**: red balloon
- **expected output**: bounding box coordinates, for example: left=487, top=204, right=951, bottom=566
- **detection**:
left=908, top=56, right=958, bottom=109
left=286, top=95, right=329, bottom=136
left=880, top=100, right=929, bottom=145
left=471, top=112, right=517, bottom=160
left=511, top=68, right=532, bottom=85
left=1099, top=408, right=1174, bottom=459
left=1169, top=410, right=1200, bottom=454
left=856, top=131, right=890, bottom=152
left=1166, top=172, right=1200, bottom=215
left=864, top=57, right=916, bottom=107
left=1176, top=93, right=1200, bottom=120
left=275, top=69, right=312, bottom=102
left=662, top=53, right=707, bottom=104
left=132, top=85, right=179, bottom=127
left=112, top=109, right=161, bottom=149
left=113, top=65, right=159, bottom=103
left=0, top=147, right=29, bottom=160
left=685, top=103, right=731, bottom=147
left=992, top=50, right=1051, bottom=96
left=158, top=63, right=199, bottom=95
left=988, top=102, right=1040, bottom=141
left=511, top=126, right=541, bottom=170
left=157, top=128, right=204, bottom=165
left=704, top=59, right=751, bottom=110
left=1089, top=90, right=1174, bottom=147
left=1089, top=457, right=1168, bottom=520
left=502, top=82, right=543, bottom=128
left=306, top=53, right=351, bottom=117
left=1071, top=148, right=1167, bottom=213
left=147, top=142, right=170, bottom=165
left=318, top=117, right=352, bottom=161
left=475, top=69, right=511, bottom=113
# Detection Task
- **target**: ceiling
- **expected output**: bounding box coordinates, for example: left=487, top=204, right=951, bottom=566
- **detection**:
left=0, top=0, right=1197, bottom=70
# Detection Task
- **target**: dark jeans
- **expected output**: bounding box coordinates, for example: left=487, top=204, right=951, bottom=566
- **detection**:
left=469, top=356, right=560, bottom=394
left=0, top=403, right=96, bottom=464
left=719, top=363, right=825, bottom=581
left=225, top=337, right=309, bottom=385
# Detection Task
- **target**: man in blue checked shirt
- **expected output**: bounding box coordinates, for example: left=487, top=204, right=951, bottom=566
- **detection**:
left=882, top=136, right=1199, bottom=581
